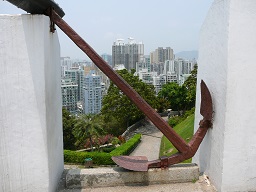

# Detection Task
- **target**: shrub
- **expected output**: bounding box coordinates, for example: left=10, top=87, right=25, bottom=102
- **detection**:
left=110, top=134, right=141, bottom=156
left=168, top=107, right=195, bottom=127
left=84, top=134, right=114, bottom=151
left=64, top=133, right=142, bottom=165
left=102, top=146, right=116, bottom=153
left=64, top=150, right=114, bottom=165
left=111, top=137, right=120, bottom=146
left=118, top=135, right=126, bottom=144
left=168, top=116, right=182, bottom=127
left=184, top=107, right=195, bottom=118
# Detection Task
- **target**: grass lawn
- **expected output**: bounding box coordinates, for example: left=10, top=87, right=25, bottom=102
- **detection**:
left=159, top=114, right=195, bottom=163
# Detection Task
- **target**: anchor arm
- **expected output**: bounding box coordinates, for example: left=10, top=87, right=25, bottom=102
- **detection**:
left=189, top=119, right=212, bottom=152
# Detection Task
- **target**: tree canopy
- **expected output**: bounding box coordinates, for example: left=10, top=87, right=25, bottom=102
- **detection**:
left=158, top=82, right=186, bottom=111
left=73, top=114, right=105, bottom=150
left=158, top=64, right=198, bottom=112
left=101, top=69, right=158, bottom=136
left=183, top=64, right=197, bottom=110
left=62, top=108, right=76, bottom=150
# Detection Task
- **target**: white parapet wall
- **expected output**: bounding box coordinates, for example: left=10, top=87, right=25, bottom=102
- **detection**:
left=0, top=15, right=63, bottom=192
left=193, top=0, right=256, bottom=191
left=66, top=165, right=199, bottom=189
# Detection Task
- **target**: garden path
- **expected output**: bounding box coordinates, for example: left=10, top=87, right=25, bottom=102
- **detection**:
left=129, top=117, right=168, bottom=161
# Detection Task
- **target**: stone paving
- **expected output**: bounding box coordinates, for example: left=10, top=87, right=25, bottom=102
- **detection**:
left=129, top=118, right=163, bottom=161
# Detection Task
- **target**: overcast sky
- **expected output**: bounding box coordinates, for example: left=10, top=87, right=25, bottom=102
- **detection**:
left=0, top=0, right=213, bottom=60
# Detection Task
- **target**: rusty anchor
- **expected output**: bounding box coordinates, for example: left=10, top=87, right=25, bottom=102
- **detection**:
left=112, top=80, right=212, bottom=171
left=5, top=0, right=213, bottom=171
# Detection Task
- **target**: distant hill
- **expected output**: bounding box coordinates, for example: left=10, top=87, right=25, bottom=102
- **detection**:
left=174, top=50, right=198, bottom=60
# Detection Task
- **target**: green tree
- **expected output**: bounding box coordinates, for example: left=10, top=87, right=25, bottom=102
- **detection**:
left=62, top=108, right=76, bottom=150
left=183, top=64, right=197, bottom=110
left=101, top=69, right=158, bottom=136
left=73, top=114, right=105, bottom=150
left=156, top=97, right=170, bottom=113
left=158, top=82, right=186, bottom=111
left=158, top=64, right=198, bottom=112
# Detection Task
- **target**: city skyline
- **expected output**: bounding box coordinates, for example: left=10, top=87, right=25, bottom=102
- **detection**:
left=0, top=0, right=213, bottom=60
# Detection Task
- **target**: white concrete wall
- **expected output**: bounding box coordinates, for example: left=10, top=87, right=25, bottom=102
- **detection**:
left=0, top=15, right=63, bottom=192
left=193, top=0, right=256, bottom=191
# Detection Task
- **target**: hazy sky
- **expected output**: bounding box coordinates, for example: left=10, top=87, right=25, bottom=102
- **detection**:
left=0, top=0, right=213, bottom=60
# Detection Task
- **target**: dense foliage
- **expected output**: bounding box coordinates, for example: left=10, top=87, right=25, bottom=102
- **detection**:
left=183, top=64, right=198, bottom=110
left=64, top=150, right=113, bottom=165
left=168, top=107, right=195, bottom=127
left=62, top=108, right=76, bottom=150
left=158, top=82, right=186, bottom=111
left=101, top=69, right=158, bottom=136
left=62, top=110, right=126, bottom=151
left=158, top=64, right=198, bottom=112
left=73, top=114, right=105, bottom=150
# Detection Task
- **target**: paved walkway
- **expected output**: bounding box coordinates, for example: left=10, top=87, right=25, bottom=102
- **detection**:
left=129, top=118, right=164, bottom=161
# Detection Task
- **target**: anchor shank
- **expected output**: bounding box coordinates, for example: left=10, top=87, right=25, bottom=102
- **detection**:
left=45, top=8, right=190, bottom=153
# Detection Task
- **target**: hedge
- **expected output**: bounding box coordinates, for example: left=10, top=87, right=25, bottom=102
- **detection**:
left=64, top=150, right=114, bottom=165
left=64, top=133, right=141, bottom=165
left=110, top=133, right=141, bottom=156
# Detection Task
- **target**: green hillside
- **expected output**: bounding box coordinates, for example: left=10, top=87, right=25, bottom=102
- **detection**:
left=159, top=114, right=195, bottom=163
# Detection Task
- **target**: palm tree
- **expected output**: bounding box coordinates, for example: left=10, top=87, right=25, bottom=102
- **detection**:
left=73, top=114, right=104, bottom=151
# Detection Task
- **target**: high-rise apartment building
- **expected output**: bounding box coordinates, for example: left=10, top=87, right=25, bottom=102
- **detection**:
left=182, top=59, right=194, bottom=74
left=153, top=74, right=166, bottom=94
left=112, top=39, right=125, bottom=68
left=65, top=68, right=84, bottom=101
left=83, top=70, right=102, bottom=114
left=61, top=78, right=78, bottom=113
left=163, top=58, right=196, bottom=85
left=138, top=69, right=157, bottom=85
left=135, top=55, right=151, bottom=75
left=101, top=53, right=112, bottom=67
left=151, top=62, right=165, bottom=75
left=60, top=57, right=71, bottom=78
left=135, top=57, right=196, bottom=94
left=92, top=67, right=110, bottom=94
left=112, top=38, right=144, bottom=71
left=150, top=47, right=174, bottom=64
left=136, top=61, right=151, bottom=74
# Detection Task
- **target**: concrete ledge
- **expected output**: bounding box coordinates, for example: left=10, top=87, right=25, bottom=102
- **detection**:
left=66, top=164, right=199, bottom=189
